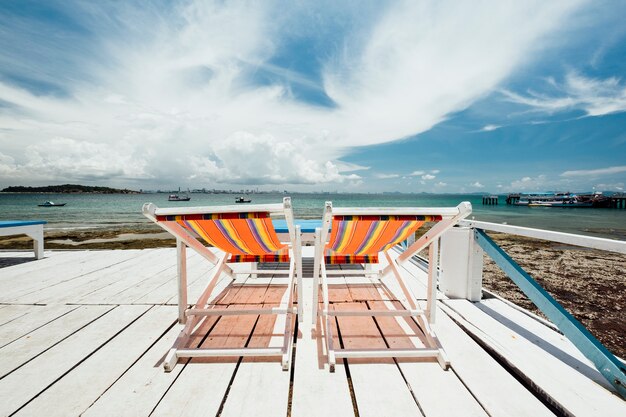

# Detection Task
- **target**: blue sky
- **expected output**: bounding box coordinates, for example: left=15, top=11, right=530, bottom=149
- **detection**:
left=0, top=0, right=625, bottom=193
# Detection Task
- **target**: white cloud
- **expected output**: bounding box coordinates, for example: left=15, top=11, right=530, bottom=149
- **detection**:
left=470, top=181, right=484, bottom=188
left=593, top=182, right=624, bottom=191
left=0, top=0, right=587, bottom=188
left=375, top=173, right=400, bottom=179
left=430, top=169, right=440, bottom=174
left=481, top=124, right=501, bottom=131
left=409, top=170, right=425, bottom=176
left=435, top=181, right=447, bottom=187
left=421, top=174, right=436, bottom=180
left=561, top=165, right=626, bottom=177
left=502, top=72, right=626, bottom=116
left=502, top=174, right=548, bottom=191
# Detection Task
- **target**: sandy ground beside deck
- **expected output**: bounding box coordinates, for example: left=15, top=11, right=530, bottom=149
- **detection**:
left=1, top=226, right=624, bottom=358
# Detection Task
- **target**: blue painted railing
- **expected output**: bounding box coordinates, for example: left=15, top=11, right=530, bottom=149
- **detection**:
left=474, top=229, right=626, bottom=398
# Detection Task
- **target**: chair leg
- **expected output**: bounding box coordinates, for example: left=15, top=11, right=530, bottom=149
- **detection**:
left=163, top=348, right=178, bottom=372
left=279, top=260, right=296, bottom=371
left=312, top=229, right=321, bottom=325
left=295, top=226, right=303, bottom=322
left=176, top=239, right=188, bottom=324
left=319, top=261, right=336, bottom=372
left=282, top=311, right=294, bottom=371
left=325, top=314, right=336, bottom=373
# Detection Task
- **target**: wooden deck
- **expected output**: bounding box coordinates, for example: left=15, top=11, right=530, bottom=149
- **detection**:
left=0, top=248, right=623, bottom=417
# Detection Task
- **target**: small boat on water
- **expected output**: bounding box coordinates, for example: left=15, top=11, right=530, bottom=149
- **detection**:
left=168, top=194, right=191, bottom=202
left=528, top=199, right=593, bottom=208
left=235, top=196, right=251, bottom=203
left=168, top=188, right=191, bottom=202
left=38, top=201, right=66, bottom=207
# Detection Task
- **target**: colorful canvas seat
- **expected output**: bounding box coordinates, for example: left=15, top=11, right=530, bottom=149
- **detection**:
left=313, top=202, right=472, bottom=371
left=156, top=212, right=291, bottom=263
left=143, top=197, right=302, bottom=372
left=324, top=214, right=443, bottom=264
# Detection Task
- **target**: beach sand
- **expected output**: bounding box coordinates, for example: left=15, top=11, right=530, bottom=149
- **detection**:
left=1, top=226, right=624, bottom=358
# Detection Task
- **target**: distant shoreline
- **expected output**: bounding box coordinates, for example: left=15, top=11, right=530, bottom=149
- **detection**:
left=1, top=184, right=140, bottom=194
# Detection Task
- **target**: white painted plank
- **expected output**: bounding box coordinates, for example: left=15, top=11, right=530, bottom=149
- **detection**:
left=291, top=277, right=356, bottom=417
left=98, top=250, right=200, bottom=304
left=81, top=323, right=184, bottom=417
left=13, top=251, right=161, bottom=304
left=104, top=251, right=205, bottom=304
left=0, top=251, right=36, bottom=258
left=0, top=304, right=78, bottom=348
left=1, top=250, right=142, bottom=302
left=443, top=299, right=626, bottom=417
left=16, top=306, right=177, bottom=417
left=0, top=305, right=113, bottom=377
left=0, top=305, right=149, bottom=416
left=0, top=251, right=87, bottom=281
left=459, top=220, right=626, bottom=254
left=0, top=250, right=137, bottom=301
left=131, top=250, right=221, bottom=305
left=73, top=249, right=177, bottom=303
left=479, top=298, right=612, bottom=385
left=0, top=305, right=33, bottom=326
left=36, top=250, right=170, bottom=304
left=431, top=301, right=556, bottom=417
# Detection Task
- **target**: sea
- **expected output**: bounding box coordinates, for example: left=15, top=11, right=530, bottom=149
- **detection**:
left=1, top=192, right=625, bottom=239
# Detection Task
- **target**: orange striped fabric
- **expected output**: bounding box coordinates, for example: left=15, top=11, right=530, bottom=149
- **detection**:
left=325, top=215, right=441, bottom=263
left=156, top=212, right=289, bottom=263
left=324, top=249, right=378, bottom=264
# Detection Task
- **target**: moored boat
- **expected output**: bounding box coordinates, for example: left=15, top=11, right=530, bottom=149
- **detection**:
left=37, top=201, right=66, bottom=207
left=168, top=188, right=191, bottom=201
left=168, top=194, right=191, bottom=202
left=235, top=196, right=251, bottom=203
left=528, top=200, right=593, bottom=207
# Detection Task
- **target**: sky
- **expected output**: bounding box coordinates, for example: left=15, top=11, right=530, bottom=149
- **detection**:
left=0, top=0, right=625, bottom=193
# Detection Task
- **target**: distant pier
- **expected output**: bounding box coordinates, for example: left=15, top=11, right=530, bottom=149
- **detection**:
left=482, top=195, right=499, bottom=205
left=506, top=194, right=520, bottom=205
left=611, top=194, right=626, bottom=208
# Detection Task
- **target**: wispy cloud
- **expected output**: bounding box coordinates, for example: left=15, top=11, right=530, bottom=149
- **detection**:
left=561, top=165, right=626, bottom=177
left=375, top=173, right=400, bottom=179
left=481, top=124, right=501, bottom=131
left=502, top=72, right=626, bottom=117
left=0, top=0, right=587, bottom=188
left=421, top=174, right=436, bottom=180
left=470, top=181, right=484, bottom=188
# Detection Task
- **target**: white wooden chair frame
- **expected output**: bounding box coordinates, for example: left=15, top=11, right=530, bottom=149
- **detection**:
left=0, top=222, right=45, bottom=259
left=143, top=197, right=303, bottom=372
left=312, top=202, right=472, bottom=371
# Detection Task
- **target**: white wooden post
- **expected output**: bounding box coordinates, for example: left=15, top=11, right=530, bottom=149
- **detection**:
left=176, top=239, right=188, bottom=324
left=32, top=227, right=44, bottom=260
left=439, top=227, right=483, bottom=301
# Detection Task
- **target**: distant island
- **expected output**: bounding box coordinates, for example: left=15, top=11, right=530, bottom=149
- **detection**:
left=1, top=184, right=140, bottom=194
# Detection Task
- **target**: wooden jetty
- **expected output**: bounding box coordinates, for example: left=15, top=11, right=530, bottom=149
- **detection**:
left=482, top=195, right=498, bottom=205
left=0, top=239, right=625, bottom=416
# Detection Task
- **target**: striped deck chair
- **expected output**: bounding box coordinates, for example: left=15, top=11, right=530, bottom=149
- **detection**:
left=143, top=197, right=302, bottom=371
left=313, top=202, right=472, bottom=371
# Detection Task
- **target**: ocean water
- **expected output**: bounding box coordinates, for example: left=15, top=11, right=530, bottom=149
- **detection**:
left=1, top=192, right=625, bottom=239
